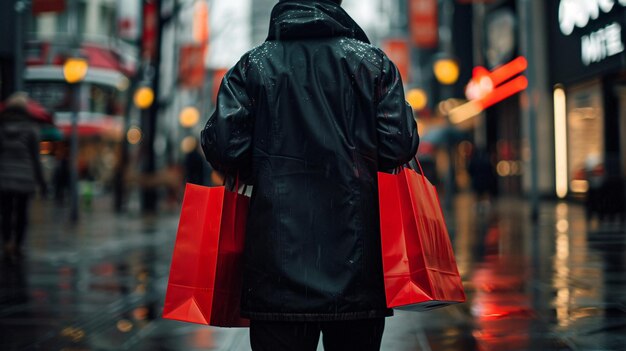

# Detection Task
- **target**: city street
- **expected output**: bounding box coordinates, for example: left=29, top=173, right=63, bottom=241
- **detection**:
left=1, top=194, right=624, bottom=351
left=2, top=0, right=626, bottom=350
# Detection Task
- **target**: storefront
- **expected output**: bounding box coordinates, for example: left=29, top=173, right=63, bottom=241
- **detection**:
left=548, top=0, right=626, bottom=201
left=482, top=0, right=523, bottom=195
left=23, top=41, right=129, bottom=187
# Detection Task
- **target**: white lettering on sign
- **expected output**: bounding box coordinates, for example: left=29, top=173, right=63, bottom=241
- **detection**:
left=581, top=22, right=625, bottom=65
left=559, top=0, right=626, bottom=36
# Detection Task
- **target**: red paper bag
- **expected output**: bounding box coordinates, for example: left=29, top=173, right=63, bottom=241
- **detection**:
left=163, top=183, right=250, bottom=327
left=378, top=167, right=466, bottom=311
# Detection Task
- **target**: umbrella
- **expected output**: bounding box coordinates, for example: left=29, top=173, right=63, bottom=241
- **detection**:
left=0, top=99, right=54, bottom=125
left=420, top=125, right=468, bottom=147
left=40, top=126, right=64, bottom=141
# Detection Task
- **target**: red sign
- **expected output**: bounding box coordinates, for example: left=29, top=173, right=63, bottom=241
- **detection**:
left=117, top=0, right=141, bottom=41
left=32, top=0, right=66, bottom=14
left=142, top=1, right=159, bottom=60
left=465, top=56, right=528, bottom=110
left=382, top=39, right=411, bottom=84
left=179, top=45, right=206, bottom=89
left=409, top=0, right=438, bottom=49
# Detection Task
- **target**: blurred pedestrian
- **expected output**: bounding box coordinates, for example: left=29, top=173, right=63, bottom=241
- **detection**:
left=0, top=93, right=47, bottom=261
left=183, top=137, right=206, bottom=186
left=201, top=0, right=419, bottom=349
left=468, top=148, right=496, bottom=209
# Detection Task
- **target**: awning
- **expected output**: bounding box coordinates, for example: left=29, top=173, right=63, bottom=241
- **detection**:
left=56, top=116, right=123, bottom=139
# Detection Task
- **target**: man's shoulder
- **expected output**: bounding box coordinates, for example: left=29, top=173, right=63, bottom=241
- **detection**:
left=336, top=38, right=386, bottom=72
left=245, top=41, right=281, bottom=60
left=242, top=38, right=387, bottom=73
left=338, top=37, right=379, bottom=51
left=246, top=38, right=383, bottom=57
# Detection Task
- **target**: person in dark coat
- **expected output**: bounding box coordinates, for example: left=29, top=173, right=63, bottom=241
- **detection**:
left=201, top=0, right=419, bottom=349
left=183, top=137, right=207, bottom=186
left=0, top=93, right=47, bottom=260
left=468, top=148, right=496, bottom=204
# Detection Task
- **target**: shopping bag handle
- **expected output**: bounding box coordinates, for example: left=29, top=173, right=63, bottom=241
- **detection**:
left=412, top=155, right=431, bottom=193
left=222, top=173, right=249, bottom=195
left=394, top=155, right=425, bottom=176
left=412, top=156, right=426, bottom=177
left=397, top=155, right=437, bottom=206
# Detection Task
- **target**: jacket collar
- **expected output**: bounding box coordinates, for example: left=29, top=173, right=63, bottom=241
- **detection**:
left=267, top=0, right=370, bottom=44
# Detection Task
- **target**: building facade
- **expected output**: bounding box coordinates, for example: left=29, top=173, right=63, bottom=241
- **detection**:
left=548, top=0, right=626, bottom=202
left=466, top=0, right=626, bottom=208
left=466, top=0, right=554, bottom=199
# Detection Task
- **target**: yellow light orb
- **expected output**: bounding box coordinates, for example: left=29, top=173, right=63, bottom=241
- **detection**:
left=179, top=106, right=200, bottom=128
left=127, top=127, right=143, bottom=145
left=116, top=319, right=133, bottom=333
left=63, top=58, right=88, bottom=84
left=406, top=88, right=428, bottom=111
left=117, top=77, right=130, bottom=92
left=433, top=58, right=460, bottom=85
left=134, top=87, right=154, bottom=109
left=181, top=136, right=198, bottom=153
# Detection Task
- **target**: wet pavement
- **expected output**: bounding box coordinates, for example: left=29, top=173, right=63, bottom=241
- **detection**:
left=1, top=194, right=625, bottom=350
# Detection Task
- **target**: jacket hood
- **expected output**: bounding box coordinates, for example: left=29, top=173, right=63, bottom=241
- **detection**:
left=267, top=0, right=370, bottom=43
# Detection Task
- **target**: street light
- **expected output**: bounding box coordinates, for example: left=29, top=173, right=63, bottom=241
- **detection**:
left=63, top=57, right=89, bottom=84
left=179, top=106, right=200, bottom=128
left=433, top=54, right=460, bottom=212
left=127, top=126, right=143, bottom=145
left=64, top=56, right=88, bottom=222
left=433, top=57, right=460, bottom=86
left=406, top=88, right=428, bottom=111
left=134, top=86, right=155, bottom=109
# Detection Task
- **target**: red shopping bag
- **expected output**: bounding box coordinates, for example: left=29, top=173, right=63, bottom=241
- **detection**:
left=163, top=183, right=250, bottom=327
left=378, top=164, right=466, bottom=311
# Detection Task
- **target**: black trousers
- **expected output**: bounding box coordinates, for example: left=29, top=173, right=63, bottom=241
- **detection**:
left=250, top=318, right=385, bottom=351
left=1, top=191, right=30, bottom=248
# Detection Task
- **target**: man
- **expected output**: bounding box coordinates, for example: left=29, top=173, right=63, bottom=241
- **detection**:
left=201, top=0, right=419, bottom=349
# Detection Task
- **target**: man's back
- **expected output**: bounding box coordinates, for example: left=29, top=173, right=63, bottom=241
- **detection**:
left=202, top=0, right=418, bottom=323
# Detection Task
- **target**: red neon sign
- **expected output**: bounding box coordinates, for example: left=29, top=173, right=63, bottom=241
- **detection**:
left=465, top=56, right=528, bottom=110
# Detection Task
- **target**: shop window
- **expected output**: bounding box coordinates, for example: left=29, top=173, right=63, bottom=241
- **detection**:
left=26, top=81, right=72, bottom=112
left=90, top=84, right=116, bottom=115
left=100, top=3, right=116, bottom=38
left=567, top=81, right=605, bottom=194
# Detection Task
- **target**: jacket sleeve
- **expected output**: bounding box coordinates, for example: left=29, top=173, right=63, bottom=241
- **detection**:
left=201, top=55, right=253, bottom=176
left=375, top=54, right=419, bottom=170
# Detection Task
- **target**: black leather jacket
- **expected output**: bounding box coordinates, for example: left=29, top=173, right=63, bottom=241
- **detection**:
left=202, top=0, right=419, bottom=321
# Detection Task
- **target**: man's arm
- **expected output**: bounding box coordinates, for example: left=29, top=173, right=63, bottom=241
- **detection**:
left=375, top=54, right=419, bottom=170
left=201, top=55, right=253, bottom=176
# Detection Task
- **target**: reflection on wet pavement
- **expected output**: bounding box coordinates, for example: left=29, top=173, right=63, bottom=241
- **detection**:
left=1, top=195, right=625, bottom=350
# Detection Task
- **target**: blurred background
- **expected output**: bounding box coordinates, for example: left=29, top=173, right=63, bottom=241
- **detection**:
left=1, top=0, right=624, bottom=216
left=0, top=0, right=625, bottom=350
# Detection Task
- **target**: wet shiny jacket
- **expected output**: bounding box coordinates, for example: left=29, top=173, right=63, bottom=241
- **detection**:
left=201, top=0, right=419, bottom=321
